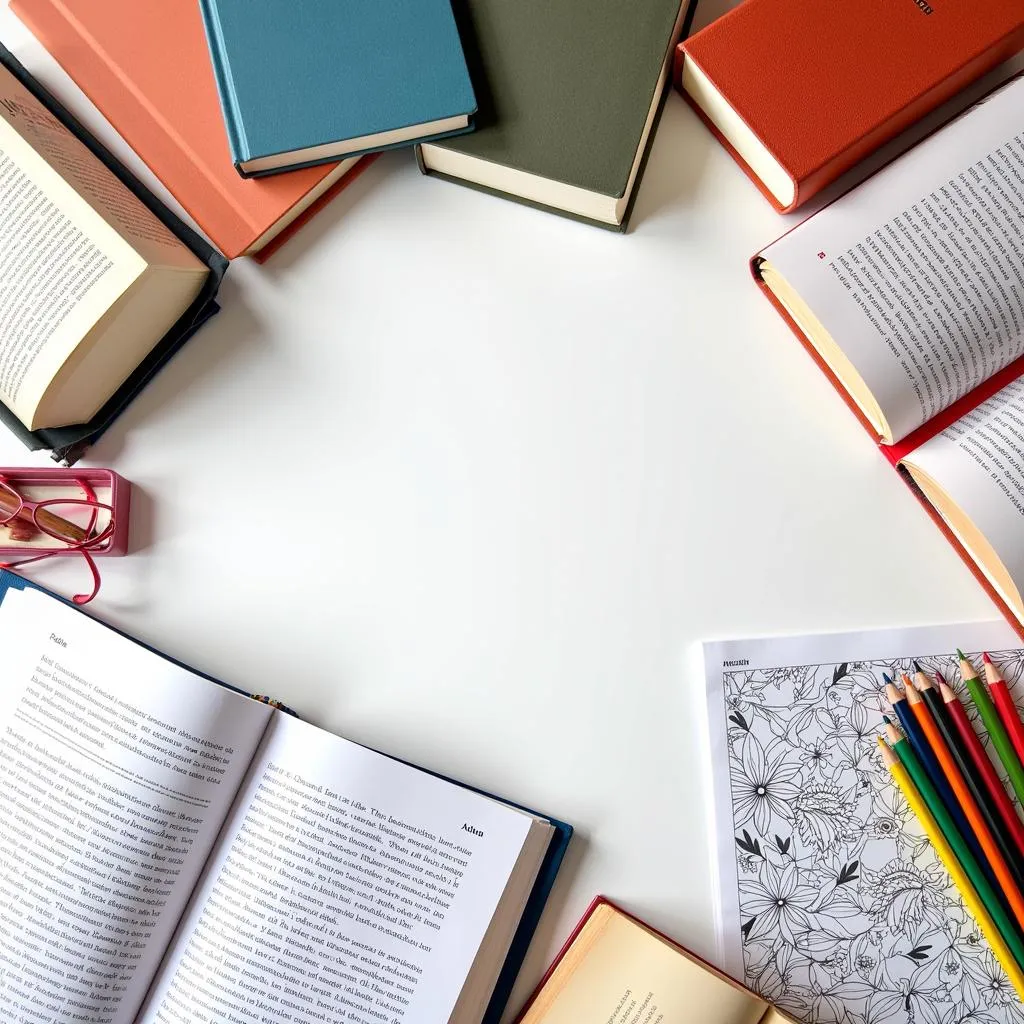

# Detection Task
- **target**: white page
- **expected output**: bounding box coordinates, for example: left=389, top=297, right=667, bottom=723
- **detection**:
left=702, top=620, right=1023, bottom=1024
left=903, top=377, right=1024, bottom=612
left=0, top=587, right=272, bottom=1024
left=140, top=712, right=535, bottom=1024
left=762, top=76, right=1024, bottom=443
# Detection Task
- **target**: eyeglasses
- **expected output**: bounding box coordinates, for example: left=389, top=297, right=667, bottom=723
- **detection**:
left=0, top=475, right=116, bottom=604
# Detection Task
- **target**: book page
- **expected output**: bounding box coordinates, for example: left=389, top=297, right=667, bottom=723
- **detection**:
left=0, top=71, right=143, bottom=427
left=0, top=588, right=272, bottom=1024
left=519, top=903, right=767, bottom=1024
left=761, top=76, right=1024, bottom=443
left=140, top=713, right=537, bottom=1024
left=701, top=621, right=1023, bottom=1024
left=901, top=377, right=1024, bottom=612
left=0, top=70, right=199, bottom=267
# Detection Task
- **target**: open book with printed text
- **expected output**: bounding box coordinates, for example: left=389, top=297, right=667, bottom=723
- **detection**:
left=0, top=575, right=569, bottom=1024
left=753, top=75, right=1024, bottom=640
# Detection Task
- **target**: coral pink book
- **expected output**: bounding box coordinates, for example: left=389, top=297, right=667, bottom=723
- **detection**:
left=751, top=75, right=1024, bottom=641
left=11, top=0, right=376, bottom=261
left=513, top=897, right=797, bottom=1024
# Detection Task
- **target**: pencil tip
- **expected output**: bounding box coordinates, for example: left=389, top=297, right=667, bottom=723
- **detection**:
left=882, top=672, right=893, bottom=685
left=882, top=713, right=891, bottom=724
left=983, top=652, right=993, bottom=665
left=957, top=648, right=967, bottom=661
left=913, top=659, right=923, bottom=673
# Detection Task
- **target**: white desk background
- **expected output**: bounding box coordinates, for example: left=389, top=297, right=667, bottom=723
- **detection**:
left=1, top=4, right=1020, bottom=1018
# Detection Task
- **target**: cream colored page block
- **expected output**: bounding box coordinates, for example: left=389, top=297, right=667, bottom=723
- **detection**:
left=520, top=906, right=767, bottom=1024
left=0, top=113, right=142, bottom=426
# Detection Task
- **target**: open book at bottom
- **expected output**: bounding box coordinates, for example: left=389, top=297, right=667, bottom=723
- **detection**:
left=514, top=897, right=797, bottom=1024
left=751, top=74, right=1024, bottom=641
left=0, top=571, right=571, bottom=1024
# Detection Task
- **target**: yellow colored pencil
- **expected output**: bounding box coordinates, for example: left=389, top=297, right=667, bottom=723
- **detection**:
left=879, top=738, right=1024, bottom=1000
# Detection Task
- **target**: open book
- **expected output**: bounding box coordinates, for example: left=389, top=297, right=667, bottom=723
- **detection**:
left=0, top=575, right=570, bottom=1024
left=753, top=75, right=1024, bottom=639
left=515, top=898, right=796, bottom=1024
left=0, top=57, right=209, bottom=432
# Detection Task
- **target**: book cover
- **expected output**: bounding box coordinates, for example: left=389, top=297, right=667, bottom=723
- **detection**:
left=200, top=0, right=476, bottom=176
left=0, top=44, right=226, bottom=466
left=10, top=0, right=378, bottom=261
left=416, top=0, right=700, bottom=231
left=678, top=0, right=1024, bottom=212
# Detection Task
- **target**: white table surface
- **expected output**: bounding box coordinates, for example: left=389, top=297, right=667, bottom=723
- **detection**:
left=1, top=3, right=1020, bottom=1017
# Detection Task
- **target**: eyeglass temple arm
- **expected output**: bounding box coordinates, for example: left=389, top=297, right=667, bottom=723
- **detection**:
left=0, top=489, right=89, bottom=544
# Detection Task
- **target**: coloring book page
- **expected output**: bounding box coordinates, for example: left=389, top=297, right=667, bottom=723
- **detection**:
left=703, top=622, right=1024, bottom=1024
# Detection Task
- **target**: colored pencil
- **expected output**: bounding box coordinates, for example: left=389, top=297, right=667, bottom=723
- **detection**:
left=884, top=675, right=989, bottom=872
left=960, top=649, right=1024, bottom=808
left=879, top=737, right=1024, bottom=998
left=884, top=724, right=1024, bottom=958
left=903, top=674, right=1024, bottom=925
left=984, top=653, right=1024, bottom=769
left=938, top=675, right=1024, bottom=855
left=909, top=672, right=1024, bottom=880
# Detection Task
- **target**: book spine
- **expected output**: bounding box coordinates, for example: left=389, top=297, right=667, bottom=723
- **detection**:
left=197, top=0, right=249, bottom=170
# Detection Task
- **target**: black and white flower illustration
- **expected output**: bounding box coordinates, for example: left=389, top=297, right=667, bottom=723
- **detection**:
left=723, top=650, right=1024, bottom=1024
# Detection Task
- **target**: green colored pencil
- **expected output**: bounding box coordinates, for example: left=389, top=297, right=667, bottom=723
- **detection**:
left=884, top=722, right=1024, bottom=969
left=959, top=649, right=1024, bottom=808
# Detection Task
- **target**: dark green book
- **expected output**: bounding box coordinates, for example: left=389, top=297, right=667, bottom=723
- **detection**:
left=417, top=0, right=700, bottom=231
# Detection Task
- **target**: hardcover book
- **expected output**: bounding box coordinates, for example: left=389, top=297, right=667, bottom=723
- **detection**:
left=514, top=897, right=796, bottom=1024
left=751, top=75, right=1024, bottom=639
left=0, top=571, right=572, bottom=1024
left=416, top=0, right=700, bottom=231
left=677, top=0, right=1024, bottom=212
left=0, top=45, right=226, bottom=465
left=199, top=0, right=477, bottom=177
left=10, top=0, right=377, bottom=261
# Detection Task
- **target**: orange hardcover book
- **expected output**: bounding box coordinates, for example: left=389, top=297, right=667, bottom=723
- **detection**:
left=751, top=74, right=1024, bottom=641
left=676, top=0, right=1024, bottom=213
left=11, top=0, right=377, bottom=261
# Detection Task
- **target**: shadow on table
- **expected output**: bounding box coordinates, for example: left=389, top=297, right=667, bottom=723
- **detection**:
left=257, top=152, right=404, bottom=275
left=88, top=275, right=268, bottom=465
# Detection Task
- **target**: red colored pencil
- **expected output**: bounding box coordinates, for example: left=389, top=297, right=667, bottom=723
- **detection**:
left=985, top=653, right=1024, bottom=768
left=938, top=674, right=1024, bottom=855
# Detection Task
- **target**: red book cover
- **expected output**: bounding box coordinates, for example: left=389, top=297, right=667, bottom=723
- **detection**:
left=676, top=0, right=1024, bottom=212
left=11, top=0, right=377, bottom=261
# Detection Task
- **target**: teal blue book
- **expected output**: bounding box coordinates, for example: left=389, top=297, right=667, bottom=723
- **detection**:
left=200, top=0, right=477, bottom=177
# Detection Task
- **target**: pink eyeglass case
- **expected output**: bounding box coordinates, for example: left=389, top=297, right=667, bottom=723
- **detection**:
left=0, top=467, right=130, bottom=556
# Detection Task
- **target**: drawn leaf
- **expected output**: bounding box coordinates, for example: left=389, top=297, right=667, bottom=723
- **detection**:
left=837, top=860, right=859, bottom=885
left=736, top=830, right=763, bottom=857
left=729, top=711, right=750, bottom=731
left=901, top=944, right=932, bottom=962
left=775, top=835, right=791, bottom=855
left=832, top=662, right=849, bottom=684
left=741, top=917, right=756, bottom=940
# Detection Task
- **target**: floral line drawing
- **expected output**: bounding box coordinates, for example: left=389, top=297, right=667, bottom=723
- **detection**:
left=721, top=650, right=1024, bottom=1024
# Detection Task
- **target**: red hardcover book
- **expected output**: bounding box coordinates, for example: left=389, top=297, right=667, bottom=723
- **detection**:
left=675, top=0, right=1024, bottom=212
left=11, top=0, right=377, bottom=261
left=513, top=896, right=796, bottom=1024
left=752, top=74, right=1024, bottom=640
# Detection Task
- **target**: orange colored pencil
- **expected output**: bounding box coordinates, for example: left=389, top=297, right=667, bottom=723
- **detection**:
left=904, top=676, right=1024, bottom=928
